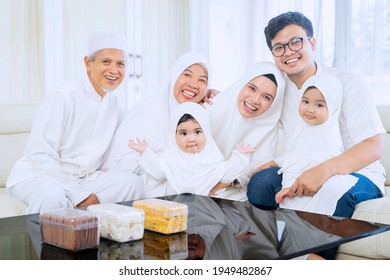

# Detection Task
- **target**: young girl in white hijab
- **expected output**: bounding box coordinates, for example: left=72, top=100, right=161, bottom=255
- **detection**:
left=205, top=61, right=285, bottom=192
left=102, top=52, right=212, bottom=174
left=128, top=102, right=255, bottom=197
left=274, top=74, right=359, bottom=216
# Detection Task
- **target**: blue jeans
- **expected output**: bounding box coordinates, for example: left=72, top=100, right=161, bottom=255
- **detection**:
left=247, top=167, right=383, bottom=218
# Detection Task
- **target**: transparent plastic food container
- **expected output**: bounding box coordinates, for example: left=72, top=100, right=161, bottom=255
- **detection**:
left=40, top=208, right=100, bottom=252
left=132, top=198, right=188, bottom=234
left=87, top=203, right=144, bottom=242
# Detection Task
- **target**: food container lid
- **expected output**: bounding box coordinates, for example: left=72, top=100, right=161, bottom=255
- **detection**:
left=87, top=203, right=145, bottom=222
left=40, top=208, right=99, bottom=230
left=132, top=198, right=188, bottom=218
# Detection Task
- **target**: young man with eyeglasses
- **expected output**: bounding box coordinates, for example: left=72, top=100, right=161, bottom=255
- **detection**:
left=247, top=11, right=386, bottom=219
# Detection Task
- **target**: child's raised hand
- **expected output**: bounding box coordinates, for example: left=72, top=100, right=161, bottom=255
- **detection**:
left=128, top=138, right=149, bottom=155
left=235, top=143, right=255, bottom=154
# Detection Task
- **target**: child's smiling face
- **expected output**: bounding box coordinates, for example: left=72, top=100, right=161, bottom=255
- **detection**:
left=299, top=87, right=329, bottom=125
left=175, top=119, right=206, bottom=153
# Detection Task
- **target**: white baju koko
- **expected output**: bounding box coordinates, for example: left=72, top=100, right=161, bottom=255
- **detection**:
left=6, top=73, right=144, bottom=214
left=102, top=52, right=212, bottom=174
left=276, top=74, right=359, bottom=215
left=281, top=64, right=386, bottom=195
left=137, top=102, right=252, bottom=197
left=204, top=61, right=285, bottom=188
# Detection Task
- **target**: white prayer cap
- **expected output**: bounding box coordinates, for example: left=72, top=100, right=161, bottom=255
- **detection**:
left=88, top=30, right=128, bottom=55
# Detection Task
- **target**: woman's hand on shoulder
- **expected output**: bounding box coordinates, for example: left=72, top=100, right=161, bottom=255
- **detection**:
left=201, top=88, right=220, bottom=105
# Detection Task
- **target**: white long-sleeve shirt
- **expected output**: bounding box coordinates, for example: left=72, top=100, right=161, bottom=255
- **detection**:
left=6, top=73, right=123, bottom=205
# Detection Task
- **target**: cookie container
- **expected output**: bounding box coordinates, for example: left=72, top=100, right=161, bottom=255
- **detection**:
left=132, top=198, right=188, bottom=234
left=40, top=208, right=100, bottom=252
left=87, top=203, right=144, bottom=242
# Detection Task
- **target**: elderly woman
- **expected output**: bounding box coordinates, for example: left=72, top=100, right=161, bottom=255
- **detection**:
left=205, top=61, right=285, bottom=194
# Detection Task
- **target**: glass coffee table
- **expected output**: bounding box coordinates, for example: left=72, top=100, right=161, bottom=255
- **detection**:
left=0, top=194, right=389, bottom=260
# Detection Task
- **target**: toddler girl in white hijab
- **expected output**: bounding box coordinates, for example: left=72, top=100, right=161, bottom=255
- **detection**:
left=274, top=74, right=359, bottom=215
left=102, top=52, right=212, bottom=173
left=128, top=102, right=254, bottom=197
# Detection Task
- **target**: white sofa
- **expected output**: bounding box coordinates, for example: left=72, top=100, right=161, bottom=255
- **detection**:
left=0, top=103, right=389, bottom=259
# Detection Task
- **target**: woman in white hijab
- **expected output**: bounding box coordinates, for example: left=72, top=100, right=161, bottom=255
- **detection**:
left=205, top=61, right=285, bottom=192
left=128, top=102, right=254, bottom=197
left=274, top=74, right=359, bottom=215
left=102, top=52, right=212, bottom=174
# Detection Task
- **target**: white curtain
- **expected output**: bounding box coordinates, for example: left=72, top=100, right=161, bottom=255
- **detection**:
left=335, top=0, right=390, bottom=104
left=139, top=0, right=192, bottom=98
left=207, top=0, right=333, bottom=91
left=61, top=0, right=127, bottom=80
left=0, top=0, right=45, bottom=104
left=1, top=0, right=389, bottom=105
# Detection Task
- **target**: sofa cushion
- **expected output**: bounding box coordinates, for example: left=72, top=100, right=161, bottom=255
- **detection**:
left=337, top=194, right=390, bottom=259
left=0, top=104, right=38, bottom=187
left=0, top=188, right=27, bottom=218
left=0, top=133, right=30, bottom=187
left=0, top=104, right=38, bottom=133
left=377, top=105, right=390, bottom=132
left=377, top=105, right=390, bottom=186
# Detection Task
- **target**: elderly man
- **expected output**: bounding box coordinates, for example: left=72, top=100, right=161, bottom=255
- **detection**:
left=6, top=31, right=144, bottom=214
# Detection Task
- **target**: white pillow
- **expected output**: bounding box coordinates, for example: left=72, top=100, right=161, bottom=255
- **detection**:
left=337, top=196, right=390, bottom=259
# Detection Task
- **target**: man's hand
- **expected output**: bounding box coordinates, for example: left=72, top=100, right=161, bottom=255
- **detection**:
left=288, top=164, right=330, bottom=197
left=76, top=194, right=100, bottom=208
left=275, top=188, right=290, bottom=204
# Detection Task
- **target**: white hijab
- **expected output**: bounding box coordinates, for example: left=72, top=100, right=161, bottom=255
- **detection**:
left=159, top=102, right=228, bottom=195
left=204, top=61, right=285, bottom=176
left=102, top=52, right=212, bottom=172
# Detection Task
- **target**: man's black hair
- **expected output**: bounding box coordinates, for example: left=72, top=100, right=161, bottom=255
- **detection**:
left=264, top=11, right=314, bottom=50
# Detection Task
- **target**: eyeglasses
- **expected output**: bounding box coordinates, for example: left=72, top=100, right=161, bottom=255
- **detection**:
left=270, top=37, right=311, bottom=57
